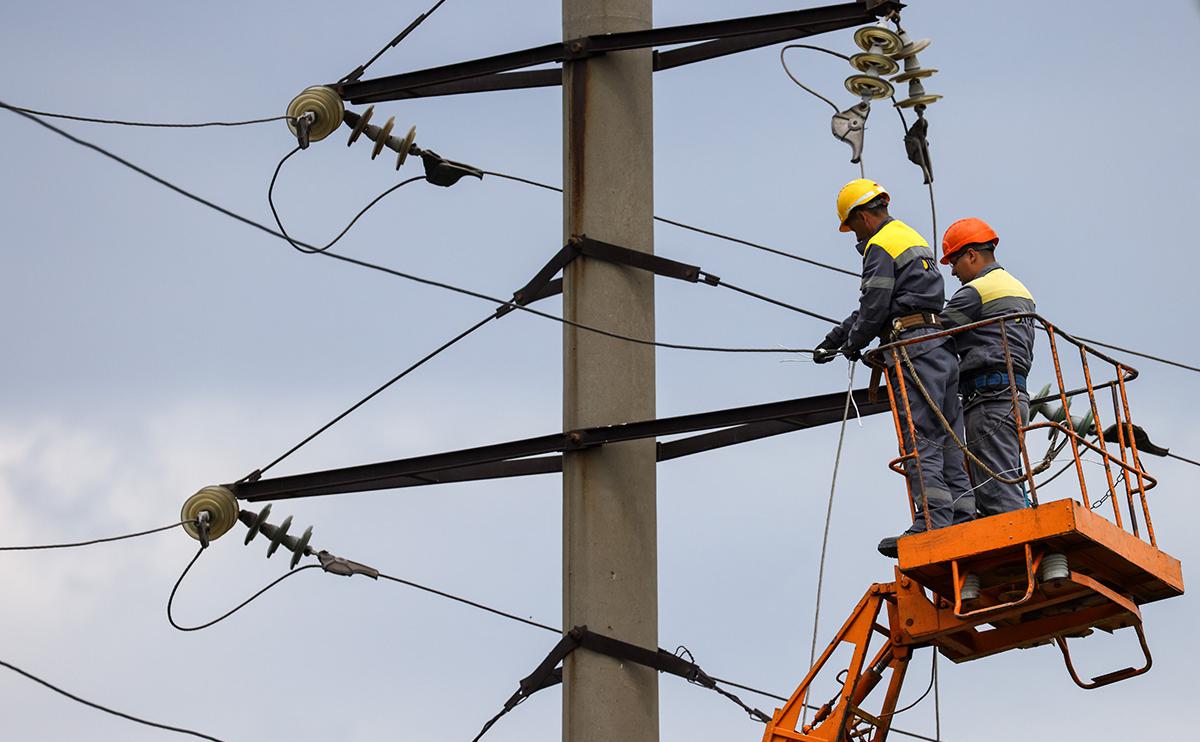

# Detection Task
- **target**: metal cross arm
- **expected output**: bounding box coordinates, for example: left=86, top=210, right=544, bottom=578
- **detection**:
left=336, top=1, right=902, bottom=103
left=229, top=388, right=888, bottom=502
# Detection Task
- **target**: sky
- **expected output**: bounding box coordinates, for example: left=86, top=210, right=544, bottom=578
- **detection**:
left=2, top=1, right=1199, bottom=740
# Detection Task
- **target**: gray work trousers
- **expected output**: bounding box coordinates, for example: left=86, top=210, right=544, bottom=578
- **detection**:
left=887, top=340, right=973, bottom=531
left=964, top=389, right=1031, bottom=517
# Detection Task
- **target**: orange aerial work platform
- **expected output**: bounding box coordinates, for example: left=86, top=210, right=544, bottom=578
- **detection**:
left=763, top=314, right=1184, bottom=742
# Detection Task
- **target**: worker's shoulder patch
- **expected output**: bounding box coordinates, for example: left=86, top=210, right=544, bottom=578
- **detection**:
left=969, top=269, right=1034, bottom=304
left=868, top=220, right=929, bottom=260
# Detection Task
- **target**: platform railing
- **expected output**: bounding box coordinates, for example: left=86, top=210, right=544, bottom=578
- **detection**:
left=865, top=312, right=1157, bottom=547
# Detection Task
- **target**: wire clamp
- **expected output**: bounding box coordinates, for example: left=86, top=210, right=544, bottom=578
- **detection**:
left=317, top=550, right=380, bottom=579
left=831, top=101, right=871, bottom=164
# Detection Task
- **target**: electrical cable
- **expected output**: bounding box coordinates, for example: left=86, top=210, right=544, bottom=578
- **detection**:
left=0, top=102, right=820, bottom=356
left=881, top=651, right=936, bottom=718
left=337, top=0, right=452, bottom=84
left=250, top=313, right=497, bottom=480
left=268, top=145, right=427, bottom=255
left=933, top=653, right=941, bottom=742
left=0, top=658, right=226, bottom=741
left=1167, top=452, right=1200, bottom=468
left=1, top=105, right=292, bottom=128
left=164, top=537, right=941, bottom=741
left=710, top=277, right=839, bottom=325
left=0, top=520, right=191, bottom=551
left=780, top=46, right=841, bottom=113
left=167, top=546, right=321, bottom=632
left=1074, top=337, right=1200, bottom=376
left=801, top=359, right=856, bottom=727
left=777, top=44, right=866, bottom=178
left=378, top=572, right=559, bottom=634
left=481, top=170, right=861, bottom=277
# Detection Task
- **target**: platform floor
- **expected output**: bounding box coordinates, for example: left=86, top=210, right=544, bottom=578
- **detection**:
left=897, top=498, right=1183, bottom=607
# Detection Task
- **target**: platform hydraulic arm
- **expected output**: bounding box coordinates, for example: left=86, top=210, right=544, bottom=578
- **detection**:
left=762, top=579, right=915, bottom=742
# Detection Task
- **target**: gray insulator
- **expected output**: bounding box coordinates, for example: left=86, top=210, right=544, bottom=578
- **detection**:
left=961, top=573, right=982, bottom=602
left=1041, top=552, right=1070, bottom=582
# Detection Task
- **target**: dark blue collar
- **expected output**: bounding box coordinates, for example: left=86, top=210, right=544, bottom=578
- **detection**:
left=855, top=216, right=894, bottom=256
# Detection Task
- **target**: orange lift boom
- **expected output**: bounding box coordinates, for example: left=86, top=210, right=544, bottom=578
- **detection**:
left=763, top=314, right=1184, bottom=742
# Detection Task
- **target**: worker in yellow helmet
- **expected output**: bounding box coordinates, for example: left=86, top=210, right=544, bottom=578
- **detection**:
left=938, top=217, right=1037, bottom=518
left=813, top=179, right=971, bottom=557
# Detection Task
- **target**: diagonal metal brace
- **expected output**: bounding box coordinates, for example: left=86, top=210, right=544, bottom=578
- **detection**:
left=496, top=234, right=714, bottom=318
left=484, top=626, right=770, bottom=739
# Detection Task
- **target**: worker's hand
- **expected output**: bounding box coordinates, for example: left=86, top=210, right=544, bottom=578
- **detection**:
left=840, top=345, right=862, bottom=362
left=812, top=347, right=838, bottom=364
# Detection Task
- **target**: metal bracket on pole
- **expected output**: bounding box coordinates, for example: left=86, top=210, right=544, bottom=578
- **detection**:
left=335, top=2, right=903, bottom=103
left=474, top=626, right=771, bottom=740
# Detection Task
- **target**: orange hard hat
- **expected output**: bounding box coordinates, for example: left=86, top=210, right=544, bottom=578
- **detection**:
left=941, top=217, right=999, bottom=265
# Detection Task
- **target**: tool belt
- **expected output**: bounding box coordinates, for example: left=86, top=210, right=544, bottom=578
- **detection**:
left=887, top=311, right=942, bottom=341
left=961, top=368, right=1028, bottom=399
left=868, top=312, right=943, bottom=402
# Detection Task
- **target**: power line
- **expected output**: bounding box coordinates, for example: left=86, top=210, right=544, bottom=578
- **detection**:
left=1076, top=336, right=1200, bottom=376
left=2, top=105, right=291, bottom=128
left=378, top=571, right=559, bottom=634
left=713, top=277, right=839, bottom=325
left=7, top=102, right=1195, bottom=377
left=0, top=102, right=818, bottom=356
left=482, top=169, right=861, bottom=277
left=803, top=361, right=856, bottom=727
left=167, top=546, right=323, bottom=632
left=1167, top=452, right=1200, bottom=468
left=337, top=0, right=454, bottom=84
left=488, top=166, right=1200, bottom=380
left=0, top=658, right=226, bottom=741
left=250, top=313, right=497, bottom=481
left=161, top=532, right=941, bottom=741
left=0, top=521, right=191, bottom=551
left=268, top=145, right=427, bottom=255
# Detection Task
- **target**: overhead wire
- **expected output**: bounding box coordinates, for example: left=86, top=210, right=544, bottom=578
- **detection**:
left=378, top=571, right=559, bottom=634
left=0, top=102, right=822, bottom=356
left=167, top=546, right=322, bottom=632
left=164, top=534, right=943, bottom=741
left=1, top=105, right=292, bottom=128
left=6, top=101, right=1194, bottom=375
left=802, top=359, right=856, bottom=728
left=780, top=46, right=841, bottom=113
left=250, top=313, right=497, bottom=480
left=0, top=520, right=192, bottom=551
left=1075, top=337, right=1200, bottom=375
left=337, top=0, right=453, bottom=84
left=268, top=145, right=427, bottom=255
left=481, top=170, right=861, bottom=277
left=0, top=658, right=226, bottom=741
left=1167, top=452, right=1200, bottom=468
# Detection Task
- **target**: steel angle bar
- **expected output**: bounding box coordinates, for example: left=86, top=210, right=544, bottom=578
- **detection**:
left=338, top=2, right=900, bottom=103
left=231, top=387, right=887, bottom=502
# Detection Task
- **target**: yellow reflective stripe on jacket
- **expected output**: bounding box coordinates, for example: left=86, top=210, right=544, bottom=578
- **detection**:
left=968, top=268, right=1034, bottom=304
left=868, top=219, right=929, bottom=260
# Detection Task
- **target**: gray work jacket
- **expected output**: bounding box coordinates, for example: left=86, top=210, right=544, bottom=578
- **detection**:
left=939, top=262, right=1037, bottom=379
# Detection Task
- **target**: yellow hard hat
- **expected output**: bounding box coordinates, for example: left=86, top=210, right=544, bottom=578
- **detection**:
left=836, top=178, right=889, bottom=232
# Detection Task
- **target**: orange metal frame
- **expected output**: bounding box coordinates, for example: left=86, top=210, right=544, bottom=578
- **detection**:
left=764, top=315, right=1183, bottom=742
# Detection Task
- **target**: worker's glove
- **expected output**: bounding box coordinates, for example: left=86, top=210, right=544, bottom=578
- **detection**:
left=812, top=348, right=838, bottom=364
left=840, top=345, right=862, bottom=362
left=812, top=341, right=838, bottom=364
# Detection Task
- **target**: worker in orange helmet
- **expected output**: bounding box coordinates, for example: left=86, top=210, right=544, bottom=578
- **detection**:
left=938, top=217, right=1037, bottom=518
left=813, top=179, right=972, bottom=557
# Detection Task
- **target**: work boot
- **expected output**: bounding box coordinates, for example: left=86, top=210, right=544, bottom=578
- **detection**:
left=877, top=527, right=925, bottom=558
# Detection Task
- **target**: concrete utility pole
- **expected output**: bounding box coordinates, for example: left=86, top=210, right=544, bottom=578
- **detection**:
left=561, top=0, right=657, bottom=740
